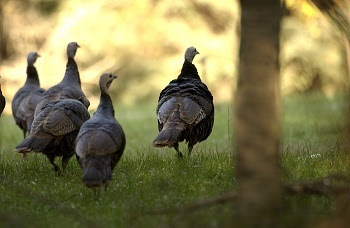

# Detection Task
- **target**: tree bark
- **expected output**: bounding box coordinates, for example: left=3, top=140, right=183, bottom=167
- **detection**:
left=235, top=0, right=282, bottom=225
left=0, top=0, right=9, bottom=61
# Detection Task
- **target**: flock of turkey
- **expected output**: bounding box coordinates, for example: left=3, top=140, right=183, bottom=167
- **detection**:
left=0, top=42, right=214, bottom=190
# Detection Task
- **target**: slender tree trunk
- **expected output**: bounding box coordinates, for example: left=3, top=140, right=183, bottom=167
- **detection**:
left=235, top=0, right=282, bottom=225
left=345, top=36, right=350, bottom=88
left=0, top=0, right=9, bottom=61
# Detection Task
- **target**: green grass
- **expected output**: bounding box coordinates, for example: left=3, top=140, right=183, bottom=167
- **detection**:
left=0, top=93, right=349, bottom=227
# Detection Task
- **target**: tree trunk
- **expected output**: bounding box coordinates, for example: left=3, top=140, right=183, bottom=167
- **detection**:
left=0, top=0, right=9, bottom=61
left=235, top=0, right=282, bottom=225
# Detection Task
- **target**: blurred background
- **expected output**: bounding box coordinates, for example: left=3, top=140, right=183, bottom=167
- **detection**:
left=0, top=0, right=349, bottom=113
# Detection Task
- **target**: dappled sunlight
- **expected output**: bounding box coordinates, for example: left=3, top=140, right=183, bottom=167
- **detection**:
left=0, top=0, right=239, bottom=114
left=0, top=0, right=349, bottom=115
left=280, top=15, right=346, bottom=96
left=285, top=0, right=320, bottom=19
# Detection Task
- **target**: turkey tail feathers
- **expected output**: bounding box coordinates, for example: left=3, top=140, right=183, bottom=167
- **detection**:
left=81, top=156, right=112, bottom=188
left=153, top=128, right=182, bottom=147
left=15, top=134, right=52, bottom=153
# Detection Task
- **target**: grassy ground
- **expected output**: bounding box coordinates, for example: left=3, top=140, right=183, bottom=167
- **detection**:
left=0, top=93, right=349, bottom=227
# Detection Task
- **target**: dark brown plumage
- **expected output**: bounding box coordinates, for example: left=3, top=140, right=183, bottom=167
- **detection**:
left=15, top=42, right=90, bottom=173
left=35, top=42, right=90, bottom=116
left=15, top=99, right=90, bottom=173
left=153, top=47, right=214, bottom=157
left=0, top=76, right=5, bottom=117
left=75, top=73, right=125, bottom=189
left=12, top=52, right=45, bottom=138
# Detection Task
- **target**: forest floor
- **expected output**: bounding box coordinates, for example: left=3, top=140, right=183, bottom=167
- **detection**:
left=0, top=93, right=348, bottom=227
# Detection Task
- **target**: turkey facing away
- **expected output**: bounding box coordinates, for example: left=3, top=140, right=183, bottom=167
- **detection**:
left=0, top=76, right=5, bottom=117
left=153, top=47, right=214, bottom=157
left=12, top=52, right=45, bottom=138
left=15, top=98, right=90, bottom=173
left=15, top=42, right=90, bottom=173
left=35, top=42, right=90, bottom=116
left=76, top=73, right=125, bottom=189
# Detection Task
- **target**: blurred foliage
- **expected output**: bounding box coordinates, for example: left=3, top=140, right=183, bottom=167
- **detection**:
left=309, top=0, right=350, bottom=38
left=0, top=0, right=349, bottom=113
left=0, top=0, right=238, bottom=113
left=35, top=0, right=60, bottom=15
left=280, top=16, right=346, bottom=95
left=282, top=0, right=349, bottom=96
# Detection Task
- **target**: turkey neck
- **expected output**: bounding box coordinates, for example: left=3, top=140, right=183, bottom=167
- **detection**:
left=178, top=60, right=201, bottom=80
left=95, top=93, right=115, bottom=118
left=61, top=57, right=82, bottom=87
left=25, top=65, right=40, bottom=86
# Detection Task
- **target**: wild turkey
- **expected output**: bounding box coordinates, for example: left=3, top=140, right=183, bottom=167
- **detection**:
left=153, top=47, right=214, bottom=157
left=35, top=42, right=90, bottom=115
left=0, top=76, right=5, bottom=116
left=15, top=98, right=90, bottom=173
left=75, top=73, right=125, bottom=189
left=12, top=52, right=45, bottom=138
left=15, top=42, right=90, bottom=173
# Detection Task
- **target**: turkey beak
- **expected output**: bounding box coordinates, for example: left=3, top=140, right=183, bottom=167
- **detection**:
left=196, top=51, right=200, bottom=55
left=37, top=54, right=41, bottom=58
left=77, top=44, right=81, bottom=48
left=113, top=75, right=118, bottom=80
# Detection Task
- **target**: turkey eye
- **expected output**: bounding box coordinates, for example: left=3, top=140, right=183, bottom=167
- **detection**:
left=109, top=75, right=112, bottom=78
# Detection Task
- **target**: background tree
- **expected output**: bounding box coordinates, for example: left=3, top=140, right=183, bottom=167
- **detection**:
left=0, top=0, right=10, bottom=61
left=309, top=0, right=350, bottom=80
left=307, top=0, right=350, bottom=226
left=235, top=0, right=282, bottom=225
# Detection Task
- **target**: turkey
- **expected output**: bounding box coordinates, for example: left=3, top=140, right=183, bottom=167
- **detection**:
left=0, top=76, right=5, bottom=117
left=12, top=52, right=45, bottom=138
left=15, top=98, right=90, bottom=173
left=35, top=42, right=90, bottom=116
left=76, top=73, right=125, bottom=189
left=153, top=47, right=214, bottom=157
